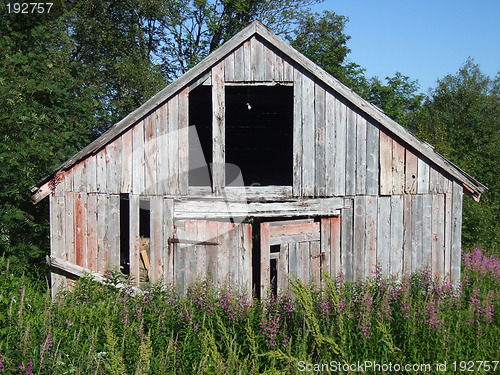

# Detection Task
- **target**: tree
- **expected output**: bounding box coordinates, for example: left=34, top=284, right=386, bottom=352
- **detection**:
left=408, top=59, right=500, bottom=251
left=0, top=2, right=98, bottom=273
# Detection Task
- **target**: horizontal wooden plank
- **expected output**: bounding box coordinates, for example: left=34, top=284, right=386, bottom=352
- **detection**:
left=269, top=222, right=320, bottom=245
left=174, top=198, right=343, bottom=219
left=187, top=186, right=293, bottom=201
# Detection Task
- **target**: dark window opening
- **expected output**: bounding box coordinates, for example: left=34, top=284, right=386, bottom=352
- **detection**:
left=189, top=85, right=213, bottom=186
left=119, top=194, right=130, bottom=275
left=225, top=86, right=293, bottom=186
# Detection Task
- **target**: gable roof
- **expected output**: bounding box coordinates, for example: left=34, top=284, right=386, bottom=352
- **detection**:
left=31, top=21, right=486, bottom=203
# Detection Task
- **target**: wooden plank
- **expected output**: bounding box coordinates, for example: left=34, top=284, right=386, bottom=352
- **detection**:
left=156, top=103, right=169, bottom=195
left=263, top=41, right=275, bottom=81
left=320, top=218, right=331, bottom=279
left=269, top=222, right=320, bottom=241
left=224, top=51, right=235, bottom=81
left=402, top=194, right=412, bottom=274
left=325, top=91, right=336, bottom=196
left=341, top=205, right=353, bottom=281
left=212, top=61, right=225, bottom=195
left=97, top=194, right=108, bottom=274
left=429, top=166, right=440, bottom=194
left=73, top=159, right=87, bottom=193
left=233, top=43, right=245, bottom=81
left=217, top=222, right=231, bottom=287
left=74, top=192, right=87, bottom=269
left=121, top=129, right=133, bottom=193
left=86, top=155, right=97, bottom=193
left=132, top=120, right=145, bottom=195
left=129, top=195, right=140, bottom=288
left=411, top=194, right=423, bottom=273
left=251, top=36, right=264, bottom=81
left=366, top=120, right=379, bottom=195
left=302, top=71, right=316, bottom=196
left=283, top=55, right=294, bottom=82
left=107, top=195, right=121, bottom=272
left=150, top=196, right=164, bottom=284
left=315, top=82, right=326, bottom=196
left=355, top=115, right=367, bottom=195
left=106, top=139, right=121, bottom=194
left=288, top=242, right=299, bottom=282
left=392, top=140, right=405, bottom=194
left=241, top=223, right=253, bottom=295
left=173, top=197, right=343, bottom=219
left=278, top=243, right=289, bottom=293
left=365, top=196, right=378, bottom=277
left=167, top=96, right=179, bottom=195
left=390, top=195, right=403, bottom=277
left=345, top=106, right=357, bottom=195
left=377, top=196, right=391, bottom=276
left=184, top=220, right=196, bottom=288
left=431, top=194, right=445, bottom=280
left=96, top=148, right=107, bottom=193
left=331, top=217, right=341, bottom=278
left=274, top=51, right=284, bottom=82
left=422, top=194, right=433, bottom=271
left=173, top=220, right=186, bottom=293
left=353, top=196, right=366, bottom=280
left=50, top=195, right=66, bottom=296
left=292, top=67, right=303, bottom=196
left=243, top=39, right=251, bottom=81
left=64, top=192, right=75, bottom=265
left=334, top=95, right=346, bottom=196
left=87, top=194, right=98, bottom=272
left=417, top=157, right=430, bottom=194
left=260, top=222, right=270, bottom=298
left=405, top=149, right=418, bottom=193
left=205, top=220, right=218, bottom=286
left=379, top=131, right=393, bottom=195
left=164, top=198, right=174, bottom=284
left=144, top=113, right=157, bottom=195
left=190, top=185, right=293, bottom=201
left=178, top=87, right=189, bottom=195
left=451, top=182, right=463, bottom=286
left=444, top=192, right=453, bottom=280
left=299, top=241, right=310, bottom=285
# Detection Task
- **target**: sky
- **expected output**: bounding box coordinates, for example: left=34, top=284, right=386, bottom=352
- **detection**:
left=310, top=0, right=500, bottom=93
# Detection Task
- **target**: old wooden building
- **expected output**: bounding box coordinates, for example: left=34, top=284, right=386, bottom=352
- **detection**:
left=31, top=21, right=485, bottom=297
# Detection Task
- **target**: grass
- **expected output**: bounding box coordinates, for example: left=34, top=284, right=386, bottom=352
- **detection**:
left=0, top=248, right=499, bottom=374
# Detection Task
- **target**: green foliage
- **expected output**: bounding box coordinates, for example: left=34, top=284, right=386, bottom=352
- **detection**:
left=0, top=250, right=499, bottom=374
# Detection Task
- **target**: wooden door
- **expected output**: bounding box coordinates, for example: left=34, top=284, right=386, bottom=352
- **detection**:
left=171, top=220, right=252, bottom=295
left=260, top=219, right=324, bottom=296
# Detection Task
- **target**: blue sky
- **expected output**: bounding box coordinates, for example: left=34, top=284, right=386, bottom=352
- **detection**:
left=310, top=0, right=500, bottom=93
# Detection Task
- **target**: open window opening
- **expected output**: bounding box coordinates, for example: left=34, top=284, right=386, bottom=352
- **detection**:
left=270, top=244, right=280, bottom=296
left=225, top=86, right=293, bottom=186
left=189, top=85, right=213, bottom=186
left=119, top=194, right=130, bottom=275
left=139, top=200, right=151, bottom=284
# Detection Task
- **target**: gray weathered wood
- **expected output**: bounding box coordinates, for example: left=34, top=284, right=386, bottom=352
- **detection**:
left=293, top=67, right=303, bottom=196
left=132, top=121, right=145, bottom=195
left=129, top=195, right=141, bottom=288
left=410, top=195, right=423, bottom=273
left=353, top=196, right=366, bottom=280
left=144, top=113, right=157, bottom=195
left=301, top=71, right=316, bottom=196
left=451, top=182, right=463, bottom=286
left=315, top=82, right=326, bottom=196
left=379, top=131, right=393, bottom=195
left=356, top=115, right=367, bottom=195
left=167, top=95, right=179, bottom=195
left=178, top=88, right=189, bottom=195
left=341, top=204, right=353, bottom=281
left=86, top=194, right=98, bottom=272
left=390, top=195, right=403, bottom=277
left=377, top=196, right=391, bottom=276
left=212, top=61, right=225, bottom=195
left=405, top=149, right=418, bottom=194
left=50, top=195, right=66, bottom=296
left=422, top=194, right=433, bottom=270
left=431, top=194, right=445, bottom=280
left=345, top=106, right=357, bottom=195
left=121, top=129, right=133, bottom=193
left=392, top=140, right=405, bottom=194
left=365, top=195, right=378, bottom=276
left=365, top=120, right=379, bottom=195
left=417, top=157, right=430, bottom=194
left=325, top=91, right=336, bottom=196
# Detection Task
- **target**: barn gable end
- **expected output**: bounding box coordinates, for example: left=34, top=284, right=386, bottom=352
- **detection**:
left=32, top=21, right=485, bottom=298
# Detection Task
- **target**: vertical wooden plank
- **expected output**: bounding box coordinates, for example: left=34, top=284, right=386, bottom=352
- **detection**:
left=234, top=44, right=245, bottom=81
left=315, top=83, right=326, bottom=196
left=264, top=42, right=275, bottom=81
left=392, top=141, right=405, bottom=194
left=129, top=195, right=140, bottom=288
left=107, top=195, right=120, bottom=272
left=341, top=205, right=353, bottom=281
left=345, top=106, right=357, bottom=196
left=164, top=198, right=174, bottom=284
left=224, top=51, right=235, bottom=81
left=157, top=103, right=169, bottom=195
left=97, top=194, right=108, bottom=274
left=205, top=220, right=218, bottom=286
left=87, top=194, right=98, bottom=272
left=451, top=182, right=463, bottom=286
left=217, top=222, right=230, bottom=287
left=196, top=220, right=209, bottom=282
left=96, top=148, right=107, bottom=193
left=444, top=192, right=453, bottom=280
left=411, top=195, right=423, bottom=273
left=73, top=160, right=87, bottom=193
left=167, top=96, right=179, bottom=195
left=121, top=129, right=133, bottom=193
left=64, top=192, right=75, bottom=265
left=50, top=196, right=66, bottom=296
left=283, top=56, right=294, bottom=82
left=320, top=218, right=331, bottom=279
left=86, top=156, right=97, bottom=193
left=251, top=36, right=264, bottom=81
left=366, top=120, right=379, bottom=195
left=178, top=87, right=189, bottom=195
left=174, top=220, right=186, bottom=293
left=243, top=39, right=251, bottom=81
left=365, top=196, right=378, bottom=277
left=325, top=92, right=336, bottom=196
left=278, top=243, right=289, bottom=293
left=431, top=194, right=445, bottom=280
left=379, top=131, right=393, bottom=195
left=331, top=217, right=341, bottom=278
left=417, top=157, right=430, bottom=194
left=310, top=241, right=321, bottom=286
left=132, top=121, right=145, bottom=195
left=429, top=167, right=439, bottom=193
left=288, top=242, right=298, bottom=281
left=150, top=196, right=164, bottom=284
left=302, top=71, right=315, bottom=196
left=74, top=193, right=88, bottom=269
left=145, top=113, right=157, bottom=195
left=402, top=195, right=412, bottom=274
left=377, top=196, right=391, bottom=276
left=334, top=96, right=346, bottom=196
left=353, top=196, right=366, bottom=280
left=107, top=139, right=121, bottom=194
left=299, top=242, right=310, bottom=285
left=390, top=195, right=404, bottom=277
left=405, top=149, right=418, bottom=193
left=212, top=62, right=225, bottom=195
left=241, top=223, right=252, bottom=296
left=356, top=115, right=367, bottom=195
left=293, top=67, right=303, bottom=196
left=422, top=194, right=433, bottom=270
left=260, top=222, right=270, bottom=298
left=274, top=51, right=284, bottom=82
left=184, top=220, right=195, bottom=288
